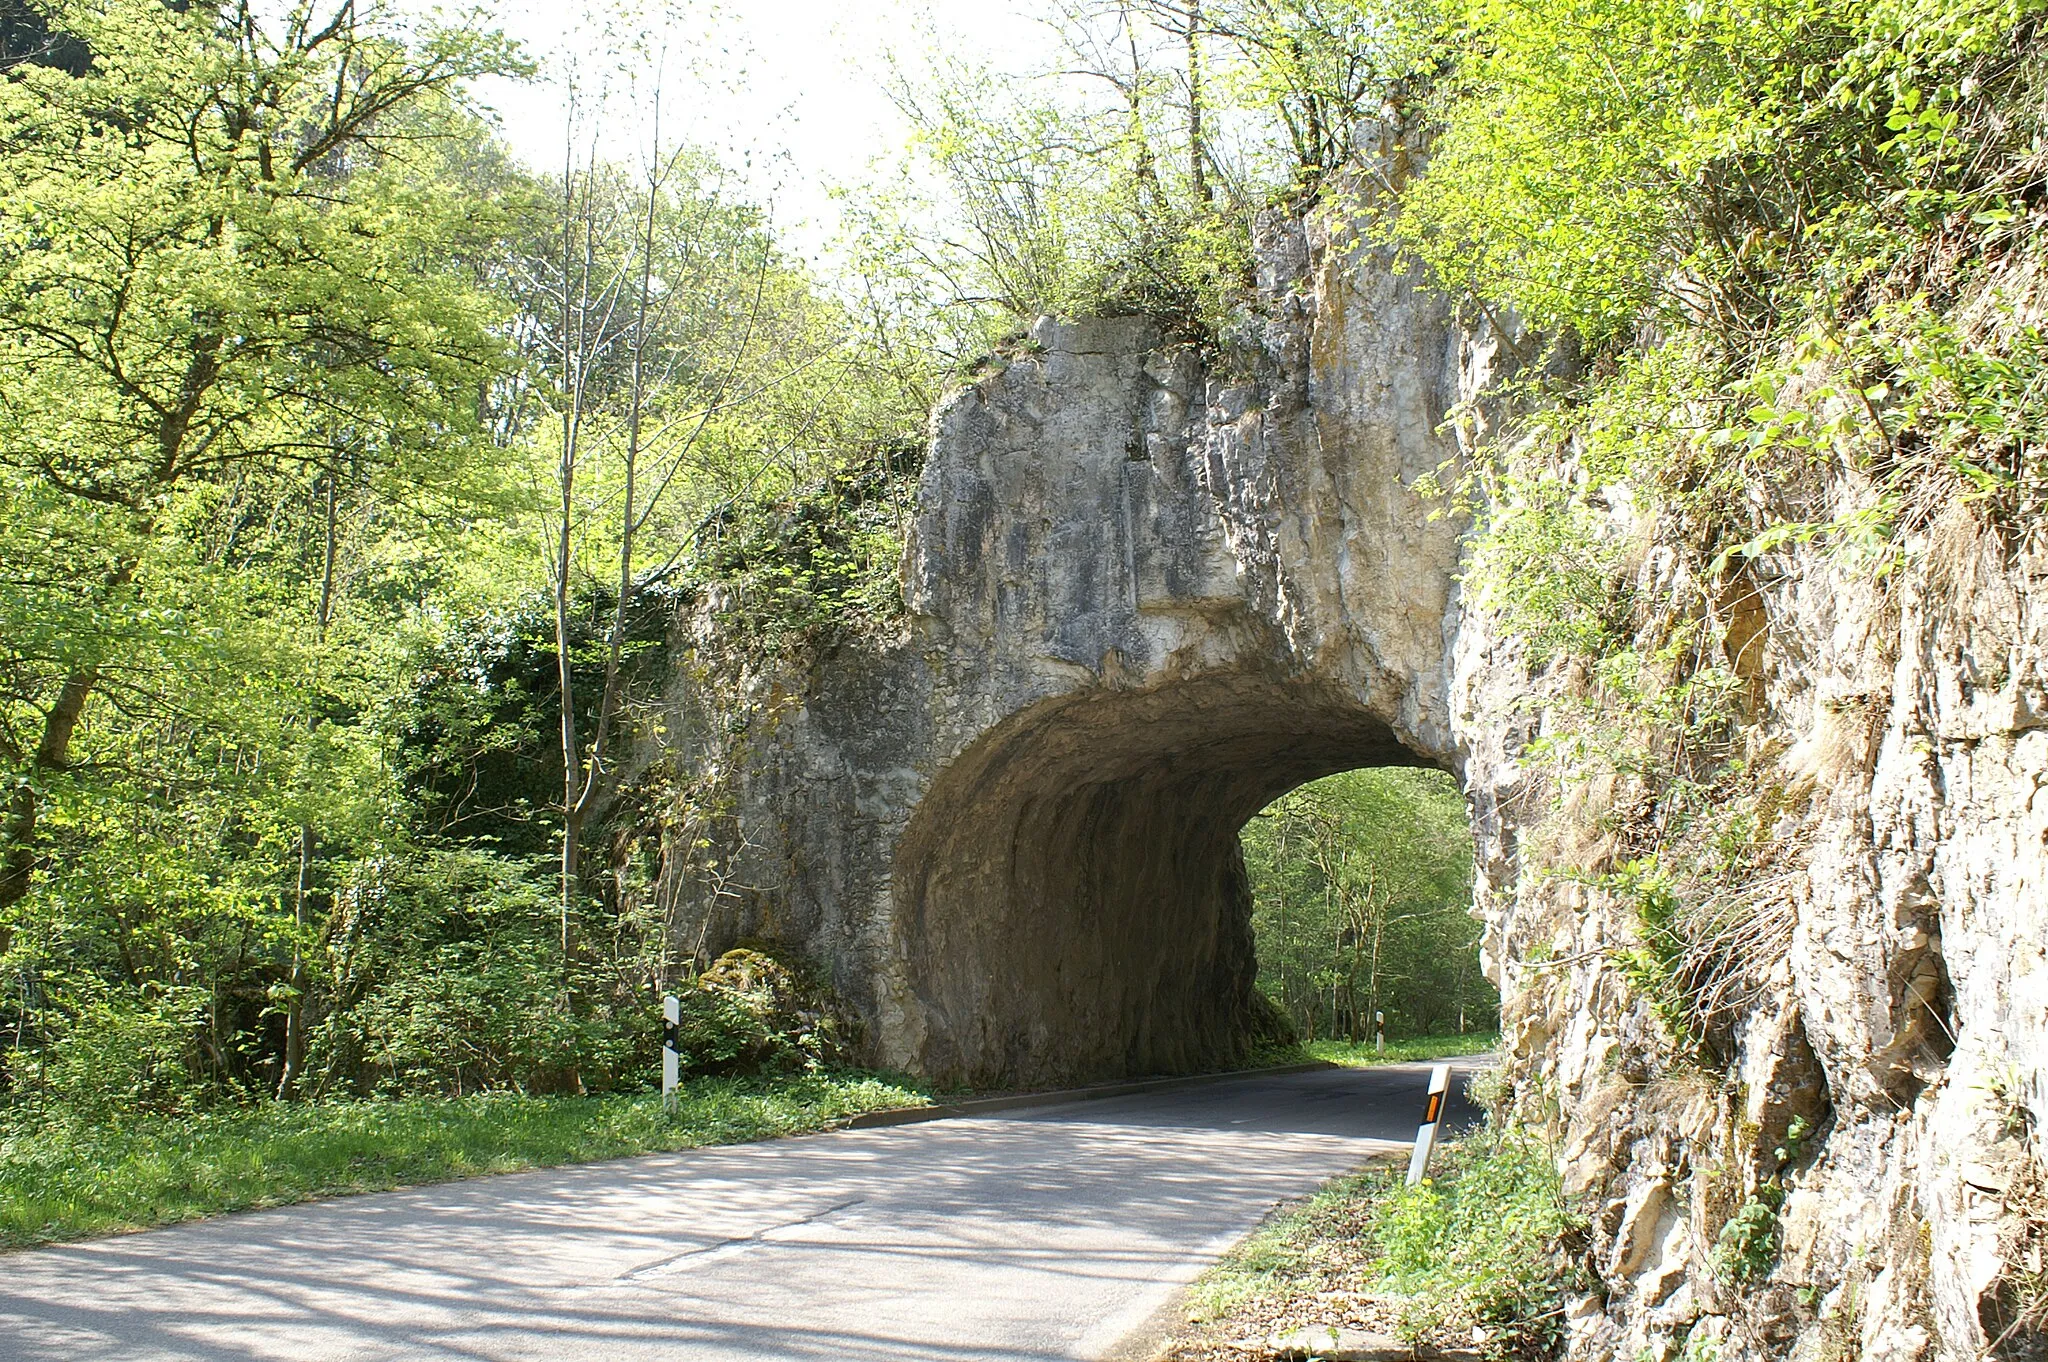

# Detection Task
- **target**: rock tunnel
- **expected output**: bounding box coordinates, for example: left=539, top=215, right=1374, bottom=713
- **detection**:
left=659, top=246, right=1488, bottom=1089
left=890, top=673, right=1434, bottom=1088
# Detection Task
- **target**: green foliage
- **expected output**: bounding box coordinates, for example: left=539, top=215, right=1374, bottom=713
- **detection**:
left=397, top=585, right=681, bottom=856
left=1187, top=1163, right=1397, bottom=1322
left=1182, top=1110, right=1586, bottom=1356
left=1374, top=0, right=2048, bottom=1090
left=0, top=1073, right=929, bottom=1250
left=319, top=849, right=644, bottom=1097
left=1399, top=0, right=2048, bottom=668
left=1713, top=1187, right=1784, bottom=1284
left=1210, top=0, right=1400, bottom=186
left=670, top=948, right=852, bottom=1077
left=856, top=6, right=1309, bottom=348
left=1373, top=1122, right=1589, bottom=1354
left=1387, top=0, right=2048, bottom=338
left=1712, top=1113, right=1812, bottom=1283
left=696, top=465, right=916, bottom=648
left=1598, top=857, right=1703, bottom=1049
left=1243, top=768, right=1495, bottom=1042
left=0, top=0, right=533, bottom=1115
left=1310, top=1032, right=1501, bottom=1065
left=0, top=2, right=939, bottom=1130
left=23, top=986, right=219, bottom=1121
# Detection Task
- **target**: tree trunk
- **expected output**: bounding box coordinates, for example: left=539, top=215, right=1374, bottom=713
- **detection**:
left=553, top=145, right=591, bottom=967
left=556, top=487, right=581, bottom=960
left=1185, top=1, right=1210, bottom=205
left=278, top=470, right=341, bottom=1101
left=276, top=825, right=315, bottom=1099
left=0, top=666, right=103, bottom=928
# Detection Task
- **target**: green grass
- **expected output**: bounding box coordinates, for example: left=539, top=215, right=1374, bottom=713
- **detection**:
left=0, top=1071, right=928, bottom=1251
left=1178, top=1113, right=1578, bottom=1355
left=1370, top=1120, right=1585, bottom=1351
left=1187, top=1163, right=1399, bottom=1322
left=1308, top=1032, right=1501, bottom=1067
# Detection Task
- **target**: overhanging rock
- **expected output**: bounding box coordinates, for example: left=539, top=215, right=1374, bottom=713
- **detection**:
left=647, top=216, right=1507, bottom=1088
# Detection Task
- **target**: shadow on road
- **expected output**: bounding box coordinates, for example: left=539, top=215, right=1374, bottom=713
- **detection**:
left=0, top=1063, right=1494, bottom=1362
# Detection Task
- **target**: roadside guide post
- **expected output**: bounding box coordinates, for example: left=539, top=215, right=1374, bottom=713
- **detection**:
left=662, top=994, right=681, bottom=1113
left=1405, top=1062, right=1451, bottom=1186
left=1375, top=1011, right=1385, bottom=1054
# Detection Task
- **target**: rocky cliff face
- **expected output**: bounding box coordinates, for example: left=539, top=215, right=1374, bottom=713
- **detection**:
left=639, top=203, right=2041, bottom=1356
left=1459, top=484, right=2048, bottom=1361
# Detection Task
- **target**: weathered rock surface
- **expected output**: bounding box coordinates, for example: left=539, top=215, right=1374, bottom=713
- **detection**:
left=639, top=204, right=2043, bottom=1359
left=1457, top=494, right=2048, bottom=1361
left=647, top=209, right=1486, bottom=1088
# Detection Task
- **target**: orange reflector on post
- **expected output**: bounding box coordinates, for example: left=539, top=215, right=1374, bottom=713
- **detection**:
left=1405, top=1063, right=1453, bottom=1186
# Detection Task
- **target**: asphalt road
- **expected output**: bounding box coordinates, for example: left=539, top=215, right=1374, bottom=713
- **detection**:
left=0, top=1060, right=1487, bottom=1362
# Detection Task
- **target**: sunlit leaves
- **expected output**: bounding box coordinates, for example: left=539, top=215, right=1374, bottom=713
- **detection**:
left=1243, top=768, right=1490, bottom=1041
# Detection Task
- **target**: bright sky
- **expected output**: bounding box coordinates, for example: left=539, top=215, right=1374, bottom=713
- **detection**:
left=471, top=1, right=1060, bottom=263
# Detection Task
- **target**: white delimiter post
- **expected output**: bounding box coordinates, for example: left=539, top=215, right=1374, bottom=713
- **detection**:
left=661, top=994, right=681, bottom=1112
left=1405, top=1063, right=1452, bottom=1186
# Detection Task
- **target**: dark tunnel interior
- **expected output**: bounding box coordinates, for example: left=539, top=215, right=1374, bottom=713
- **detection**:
left=891, top=672, right=1437, bottom=1087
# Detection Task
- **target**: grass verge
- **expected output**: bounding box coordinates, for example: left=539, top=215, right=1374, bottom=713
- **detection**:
left=1308, top=1033, right=1501, bottom=1067
left=1161, top=1114, right=1582, bottom=1361
left=0, top=1071, right=928, bottom=1252
left=1186, top=1164, right=1399, bottom=1328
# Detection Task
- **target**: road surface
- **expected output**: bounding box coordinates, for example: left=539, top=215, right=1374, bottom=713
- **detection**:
left=0, top=1061, right=1485, bottom=1362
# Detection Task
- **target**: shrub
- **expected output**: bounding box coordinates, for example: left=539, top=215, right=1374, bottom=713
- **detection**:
left=1373, top=1122, right=1588, bottom=1356
left=21, top=985, right=219, bottom=1121
left=672, top=948, right=851, bottom=1076
left=1713, top=1189, right=1783, bottom=1284
left=314, top=849, right=643, bottom=1097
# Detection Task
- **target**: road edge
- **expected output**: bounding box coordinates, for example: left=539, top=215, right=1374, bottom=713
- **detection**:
left=840, top=1061, right=1338, bottom=1130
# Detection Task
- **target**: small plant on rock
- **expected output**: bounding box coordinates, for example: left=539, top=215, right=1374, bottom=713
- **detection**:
left=1713, top=1115, right=1811, bottom=1284
left=1713, top=1188, right=1782, bottom=1285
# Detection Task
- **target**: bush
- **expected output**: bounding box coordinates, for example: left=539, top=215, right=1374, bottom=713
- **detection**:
left=314, top=849, right=643, bottom=1097
left=17, top=985, right=219, bottom=1121
left=1373, top=1122, right=1588, bottom=1356
left=672, top=948, right=851, bottom=1076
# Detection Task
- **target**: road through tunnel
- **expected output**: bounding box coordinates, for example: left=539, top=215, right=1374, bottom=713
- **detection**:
left=890, top=671, right=1437, bottom=1089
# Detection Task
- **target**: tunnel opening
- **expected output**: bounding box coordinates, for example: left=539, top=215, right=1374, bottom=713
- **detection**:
left=891, top=673, right=1455, bottom=1089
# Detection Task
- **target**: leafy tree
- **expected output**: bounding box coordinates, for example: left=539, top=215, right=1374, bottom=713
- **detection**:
left=857, top=1, right=1291, bottom=346
left=0, top=0, right=522, bottom=1104
left=1205, top=0, right=1391, bottom=187
left=1243, top=768, right=1494, bottom=1041
left=503, top=89, right=933, bottom=946
left=0, top=0, right=518, bottom=914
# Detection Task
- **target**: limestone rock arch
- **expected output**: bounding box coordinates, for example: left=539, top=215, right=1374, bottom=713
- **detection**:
left=654, top=220, right=1509, bottom=1087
